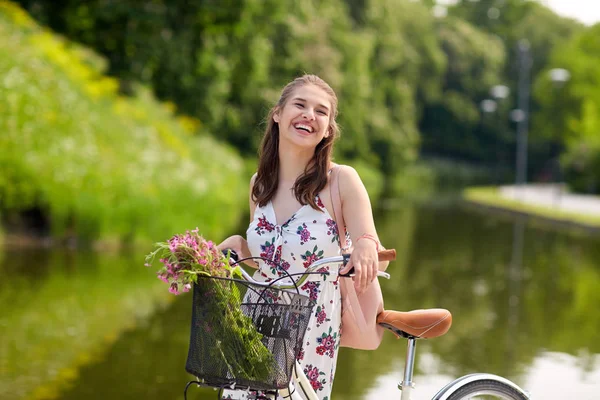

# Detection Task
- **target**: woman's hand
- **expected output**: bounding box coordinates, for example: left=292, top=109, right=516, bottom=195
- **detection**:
left=217, top=235, right=257, bottom=268
left=217, top=235, right=244, bottom=255
left=340, top=237, right=379, bottom=293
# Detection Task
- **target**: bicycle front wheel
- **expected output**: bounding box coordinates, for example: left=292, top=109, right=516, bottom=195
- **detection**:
left=433, top=374, right=529, bottom=400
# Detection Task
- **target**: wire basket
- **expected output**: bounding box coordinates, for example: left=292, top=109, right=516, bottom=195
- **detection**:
left=185, top=273, right=315, bottom=391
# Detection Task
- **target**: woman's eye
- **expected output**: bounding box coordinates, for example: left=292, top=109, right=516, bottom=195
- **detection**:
left=317, top=110, right=327, bottom=115
left=294, top=103, right=304, bottom=108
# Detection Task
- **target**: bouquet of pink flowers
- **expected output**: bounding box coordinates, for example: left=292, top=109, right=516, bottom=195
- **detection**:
left=144, top=228, right=239, bottom=295
left=145, top=229, right=275, bottom=381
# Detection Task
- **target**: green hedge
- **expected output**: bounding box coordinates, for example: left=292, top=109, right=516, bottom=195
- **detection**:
left=0, top=2, right=247, bottom=244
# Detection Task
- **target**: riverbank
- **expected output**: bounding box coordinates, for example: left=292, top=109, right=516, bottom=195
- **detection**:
left=463, top=184, right=600, bottom=234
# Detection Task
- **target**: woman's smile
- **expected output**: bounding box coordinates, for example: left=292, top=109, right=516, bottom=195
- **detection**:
left=293, top=122, right=315, bottom=135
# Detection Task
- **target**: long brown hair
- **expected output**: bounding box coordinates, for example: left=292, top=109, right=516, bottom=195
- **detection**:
left=252, top=75, right=340, bottom=210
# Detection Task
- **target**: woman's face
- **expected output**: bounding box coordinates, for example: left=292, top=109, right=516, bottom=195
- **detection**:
left=274, top=84, right=333, bottom=151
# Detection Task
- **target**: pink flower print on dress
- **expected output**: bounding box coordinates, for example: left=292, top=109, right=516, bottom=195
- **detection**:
left=259, top=238, right=276, bottom=260
left=301, top=281, right=320, bottom=301
left=326, top=218, right=339, bottom=244
left=316, top=195, right=325, bottom=208
left=314, top=305, right=330, bottom=327
left=317, top=266, right=332, bottom=282
left=303, top=364, right=327, bottom=392
left=261, top=244, right=290, bottom=276
left=281, top=214, right=296, bottom=229
left=301, top=246, right=324, bottom=269
left=273, top=246, right=291, bottom=272
left=261, top=288, right=280, bottom=304
left=296, top=223, right=316, bottom=245
left=255, top=214, right=275, bottom=235
left=315, top=326, right=338, bottom=358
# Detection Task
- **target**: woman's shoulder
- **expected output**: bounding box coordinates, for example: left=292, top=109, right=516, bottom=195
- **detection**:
left=332, top=163, right=361, bottom=183
left=331, top=164, right=365, bottom=197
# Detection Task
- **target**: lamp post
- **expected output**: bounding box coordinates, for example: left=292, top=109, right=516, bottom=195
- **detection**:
left=548, top=68, right=570, bottom=87
left=547, top=67, right=571, bottom=205
left=481, top=85, right=511, bottom=183
left=513, top=39, right=532, bottom=187
left=490, top=85, right=510, bottom=101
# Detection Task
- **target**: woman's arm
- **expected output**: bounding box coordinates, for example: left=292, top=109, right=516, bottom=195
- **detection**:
left=337, top=165, right=387, bottom=292
left=216, top=174, right=258, bottom=268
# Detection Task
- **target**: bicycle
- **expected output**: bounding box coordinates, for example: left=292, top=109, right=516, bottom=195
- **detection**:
left=183, top=250, right=530, bottom=400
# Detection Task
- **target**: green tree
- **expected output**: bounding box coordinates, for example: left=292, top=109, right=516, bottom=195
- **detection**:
left=420, top=17, right=505, bottom=163
left=362, top=0, right=446, bottom=177
left=533, top=24, right=600, bottom=193
left=447, top=0, right=583, bottom=178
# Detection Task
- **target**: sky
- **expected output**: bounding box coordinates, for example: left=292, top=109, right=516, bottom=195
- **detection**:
left=541, top=0, right=600, bottom=25
left=435, top=0, right=600, bottom=26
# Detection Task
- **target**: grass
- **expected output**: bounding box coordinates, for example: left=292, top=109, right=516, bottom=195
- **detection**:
left=463, top=186, right=600, bottom=231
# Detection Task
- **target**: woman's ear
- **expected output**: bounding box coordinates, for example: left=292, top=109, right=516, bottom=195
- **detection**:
left=273, top=107, right=280, bottom=123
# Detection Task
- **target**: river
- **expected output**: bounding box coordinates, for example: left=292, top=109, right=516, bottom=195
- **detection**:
left=2, top=198, right=599, bottom=399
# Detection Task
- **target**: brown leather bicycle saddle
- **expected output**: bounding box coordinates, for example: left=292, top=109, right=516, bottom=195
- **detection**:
left=377, top=309, right=452, bottom=339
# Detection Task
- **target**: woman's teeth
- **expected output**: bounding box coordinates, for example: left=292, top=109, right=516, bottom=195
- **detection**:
left=294, top=123, right=313, bottom=133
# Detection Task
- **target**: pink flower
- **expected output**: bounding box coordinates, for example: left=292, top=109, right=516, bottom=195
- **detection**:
left=145, top=230, right=231, bottom=295
left=169, top=282, right=180, bottom=295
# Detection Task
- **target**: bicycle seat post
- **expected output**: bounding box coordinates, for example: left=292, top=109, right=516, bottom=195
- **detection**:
left=399, top=337, right=417, bottom=400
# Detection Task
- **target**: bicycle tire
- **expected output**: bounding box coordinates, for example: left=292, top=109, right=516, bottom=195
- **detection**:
left=444, top=378, right=528, bottom=400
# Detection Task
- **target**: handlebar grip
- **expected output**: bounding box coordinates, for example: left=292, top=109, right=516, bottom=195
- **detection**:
left=221, top=248, right=239, bottom=262
left=339, top=249, right=396, bottom=277
left=378, top=249, right=396, bottom=261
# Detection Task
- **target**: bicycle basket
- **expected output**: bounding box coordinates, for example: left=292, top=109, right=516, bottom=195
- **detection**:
left=185, top=275, right=315, bottom=391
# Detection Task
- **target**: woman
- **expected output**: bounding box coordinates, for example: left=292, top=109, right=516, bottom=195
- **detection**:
left=218, top=74, right=385, bottom=399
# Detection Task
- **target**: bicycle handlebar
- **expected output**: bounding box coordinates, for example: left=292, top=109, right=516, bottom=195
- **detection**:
left=229, top=249, right=396, bottom=291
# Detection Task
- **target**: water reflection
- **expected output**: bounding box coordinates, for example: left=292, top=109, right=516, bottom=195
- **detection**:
left=0, top=248, right=171, bottom=400
left=506, top=217, right=525, bottom=366
left=3, top=200, right=600, bottom=399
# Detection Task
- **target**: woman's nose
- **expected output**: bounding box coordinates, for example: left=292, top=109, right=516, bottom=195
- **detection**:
left=303, top=108, right=315, bottom=120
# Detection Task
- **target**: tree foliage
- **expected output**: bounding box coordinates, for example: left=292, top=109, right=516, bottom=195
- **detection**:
left=11, top=0, right=598, bottom=193
left=533, top=24, right=600, bottom=192
left=15, top=0, right=442, bottom=180
left=0, top=2, right=247, bottom=242
left=420, top=17, right=505, bottom=162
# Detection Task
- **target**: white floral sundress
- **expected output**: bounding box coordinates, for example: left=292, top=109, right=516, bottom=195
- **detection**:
left=222, top=194, right=343, bottom=400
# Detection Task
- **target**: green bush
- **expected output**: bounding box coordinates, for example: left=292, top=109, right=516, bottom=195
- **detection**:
left=0, top=2, right=246, bottom=244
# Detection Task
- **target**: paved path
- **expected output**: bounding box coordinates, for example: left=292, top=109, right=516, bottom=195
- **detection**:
left=499, top=184, right=600, bottom=217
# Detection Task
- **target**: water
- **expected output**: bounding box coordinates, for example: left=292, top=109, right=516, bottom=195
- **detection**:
left=2, top=199, right=600, bottom=400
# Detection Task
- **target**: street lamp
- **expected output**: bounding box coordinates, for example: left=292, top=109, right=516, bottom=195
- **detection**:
left=490, top=85, right=510, bottom=101
left=480, top=99, right=497, bottom=113
left=548, top=67, right=571, bottom=206
left=513, top=39, right=532, bottom=187
left=482, top=85, right=510, bottom=184
left=548, top=68, right=571, bottom=87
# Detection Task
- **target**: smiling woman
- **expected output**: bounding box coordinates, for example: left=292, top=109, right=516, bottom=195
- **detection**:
left=217, top=74, right=387, bottom=400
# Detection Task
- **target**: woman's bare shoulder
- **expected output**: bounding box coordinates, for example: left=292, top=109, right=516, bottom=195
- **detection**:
left=334, top=164, right=368, bottom=202
left=335, top=164, right=361, bottom=185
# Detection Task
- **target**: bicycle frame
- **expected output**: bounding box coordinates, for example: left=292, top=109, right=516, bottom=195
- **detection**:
left=236, top=255, right=391, bottom=290
left=230, top=253, right=390, bottom=400
left=276, top=336, right=530, bottom=400
left=192, top=251, right=529, bottom=400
